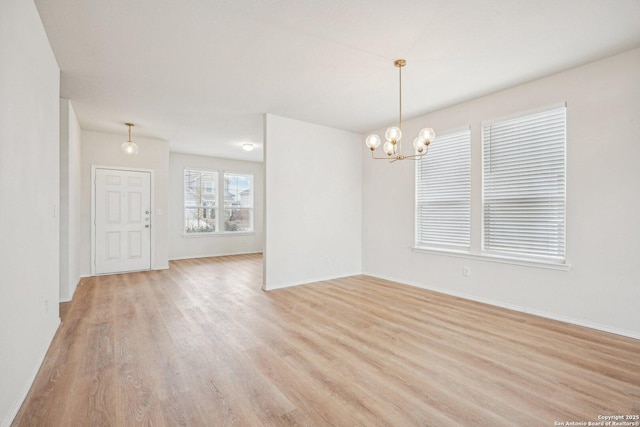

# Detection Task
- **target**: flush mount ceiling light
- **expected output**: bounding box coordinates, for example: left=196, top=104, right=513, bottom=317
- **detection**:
left=122, top=122, right=139, bottom=155
left=242, top=143, right=254, bottom=152
left=365, top=59, right=436, bottom=162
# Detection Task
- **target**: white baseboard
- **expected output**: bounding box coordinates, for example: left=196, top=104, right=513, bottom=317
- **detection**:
left=2, top=319, right=60, bottom=427
left=59, top=273, right=108, bottom=303
left=263, top=271, right=362, bottom=291
left=73, top=266, right=169, bottom=283
left=169, top=251, right=263, bottom=261
left=363, top=272, right=640, bottom=341
left=59, top=274, right=86, bottom=303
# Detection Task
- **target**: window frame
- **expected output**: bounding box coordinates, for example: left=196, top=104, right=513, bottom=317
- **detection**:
left=415, top=128, right=471, bottom=252
left=481, top=104, right=567, bottom=265
left=183, top=168, right=219, bottom=235
left=223, top=171, right=254, bottom=234
left=182, top=167, right=255, bottom=237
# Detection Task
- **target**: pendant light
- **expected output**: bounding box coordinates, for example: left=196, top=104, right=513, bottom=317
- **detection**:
left=122, top=123, right=139, bottom=155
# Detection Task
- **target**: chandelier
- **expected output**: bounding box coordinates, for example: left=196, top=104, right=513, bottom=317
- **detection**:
left=122, top=122, right=139, bottom=155
left=365, top=59, right=435, bottom=162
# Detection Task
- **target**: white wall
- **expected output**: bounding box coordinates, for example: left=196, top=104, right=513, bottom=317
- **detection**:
left=264, top=114, right=362, bottom=289
left=0, top=1, right=61, bottom=425
left=80, top=130, right=170, bottom=274
left=59, top=99, right=82, bottom=301
left=362, top=48, right=640, bottom=338
left=168, top=153, right=264, bottom=260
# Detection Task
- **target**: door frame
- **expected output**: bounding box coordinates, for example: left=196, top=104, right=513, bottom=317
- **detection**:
left=91, top=165, right=155, bottom=276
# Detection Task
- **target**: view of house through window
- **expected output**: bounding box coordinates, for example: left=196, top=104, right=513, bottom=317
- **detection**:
left=184, top=169, right=254, bottom=234
left=184, top=169, right=218, bottom=233
left=224, top=173, right=253, bottom=232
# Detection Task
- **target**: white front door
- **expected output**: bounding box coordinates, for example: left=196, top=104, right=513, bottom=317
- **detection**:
left=94, top=168, right=151, bottom=274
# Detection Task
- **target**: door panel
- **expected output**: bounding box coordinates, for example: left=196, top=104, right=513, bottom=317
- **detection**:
left=95, top=169, right=151, bottom=274
left=129, top=231, right=142, bottom=258
left=107, top=232, right=121, bottom=259
left=129, top=192, right=141, bottom=223
left=106, top=191, right=120, bottom=223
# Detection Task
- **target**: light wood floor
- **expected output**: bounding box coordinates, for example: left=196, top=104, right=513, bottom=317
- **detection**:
left=13, top=254, right=640, bottom=426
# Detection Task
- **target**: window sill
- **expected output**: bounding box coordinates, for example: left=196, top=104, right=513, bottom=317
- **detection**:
left=412, top=246, right=570, bottom=271
left=183, top=231, right=255, bottom=238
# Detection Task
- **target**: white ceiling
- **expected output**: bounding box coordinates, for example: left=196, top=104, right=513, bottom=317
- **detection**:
left=35, top=0, right=640, bottom=162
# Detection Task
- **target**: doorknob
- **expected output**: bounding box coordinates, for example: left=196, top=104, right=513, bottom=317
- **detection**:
left=145, top=210, right=150, bottom=214
left=145, top=225, right=150, bottom=228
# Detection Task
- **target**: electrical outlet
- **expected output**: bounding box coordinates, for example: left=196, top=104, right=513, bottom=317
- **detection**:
left=462, top=267, right=470, bottom=277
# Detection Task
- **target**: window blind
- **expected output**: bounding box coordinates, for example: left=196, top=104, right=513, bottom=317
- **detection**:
left=482, top=106, right=566, bottom=262
left=416, top=129, right=471, bottom=250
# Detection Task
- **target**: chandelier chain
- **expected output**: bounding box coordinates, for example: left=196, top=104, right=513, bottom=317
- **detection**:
left=399, top=63, right=402, bottom=130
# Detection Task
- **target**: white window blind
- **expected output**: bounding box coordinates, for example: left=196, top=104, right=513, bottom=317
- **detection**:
left=482, top=106, right=566, bottom=262
left=184, top=169, right=218, bottom=233
left=416, top=129, right=471, bottom=250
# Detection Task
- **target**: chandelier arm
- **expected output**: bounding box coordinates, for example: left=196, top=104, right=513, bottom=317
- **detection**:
left=403, top=145, right=430, bottom=160
left=370, top=151, right=395, bottom=160
left=370, top=151, right=409, bottom=162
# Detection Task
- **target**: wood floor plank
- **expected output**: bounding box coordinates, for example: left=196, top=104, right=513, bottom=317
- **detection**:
left=12, top=254, right=640, bottom=426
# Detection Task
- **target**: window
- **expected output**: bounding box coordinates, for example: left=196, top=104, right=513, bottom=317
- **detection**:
left=223, top=172, right=253, bottom=232
left=416, top=129, right=471, bottom=250
left=184, top=169, right=218, bottom=233
left=482, top=106, right=566, bottom=263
